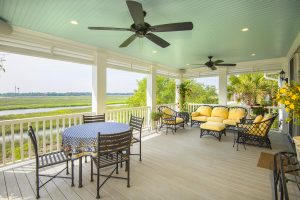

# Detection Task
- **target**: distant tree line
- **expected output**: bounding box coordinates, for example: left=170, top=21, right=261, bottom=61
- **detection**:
left=0, top=92, right=133, bottom=97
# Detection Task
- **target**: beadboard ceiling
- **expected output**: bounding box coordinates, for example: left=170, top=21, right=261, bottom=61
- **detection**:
left=0, top=0, right=300, bottom=68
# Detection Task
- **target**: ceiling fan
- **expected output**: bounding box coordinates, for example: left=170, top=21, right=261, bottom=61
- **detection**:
left=189, top=56, right=236, bottom=70
left=88, top=0, right=193, bottom=48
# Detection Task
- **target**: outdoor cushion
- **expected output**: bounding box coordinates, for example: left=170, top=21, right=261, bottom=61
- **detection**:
left=207, top=116, right=225, bottom=123
left=260, top=114, right=273, bottom=133
left=163, top=117, right=184, bottom=125
left=200, top=122, right=225, bottom=132
left=211, top=107, right=229, bottom=119
left=228, top=108, right=246, bottom=121
left=191, top=112, right=200, bottom=117
left=196, top=106, right=212, bottom=116
left=240, top=124, right=260, bottom=136
left=223, top=119, right=239, bottom=126
left=162, top=108, right=173, bottom=119
left=261, top=114, right=272, bottom=122
left=253, top=115, right=263, bottom=123
left=192, top=116, right=208, bottom=122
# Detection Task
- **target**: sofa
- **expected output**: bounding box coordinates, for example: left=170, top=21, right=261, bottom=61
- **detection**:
left=191, top=105, right=248, bottom=128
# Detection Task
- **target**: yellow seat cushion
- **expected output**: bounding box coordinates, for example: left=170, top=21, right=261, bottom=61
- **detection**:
left=207, top=117, right=225, bottom=123
left=163, top=117, right=184, bottom=125
left=200, top=122, right=226, bottom=131
left=196, top=106, right=212, bottom=117
left=192, top=116, right=208, bottom=122
left=162, top=108, right=174, bottom=119
left=191, top=112, right=200, bottom=117
left=223, top=119, right=239, bottom=126
left=228, top=108, right=246, bottom=121
left=211, top=107, right=229, bottom=119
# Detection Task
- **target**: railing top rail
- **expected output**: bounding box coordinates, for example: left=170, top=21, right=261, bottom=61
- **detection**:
left=0, top=112, right=93, bottom=125
left=106, top=106, right=150, bottom=113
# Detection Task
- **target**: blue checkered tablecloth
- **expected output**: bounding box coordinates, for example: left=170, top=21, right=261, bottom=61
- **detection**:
left=62, top=122, right=130, bottom=157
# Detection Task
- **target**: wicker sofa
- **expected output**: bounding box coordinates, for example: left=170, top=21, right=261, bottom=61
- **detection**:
left=190, top=105, right=248, bottom=128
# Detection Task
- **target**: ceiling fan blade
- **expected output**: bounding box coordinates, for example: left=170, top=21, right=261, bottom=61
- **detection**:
left=119, top=34, right=137, bottom=48
left=190, top=64, right=206, bottom=66
left=150, top=22, right=193, bottom=32
left=214, top=60, right=224, bottom=64
left=215, top=63, right=236, bottom=66
left=126, top=0, right=144, bottom=26
left=210, top=66, right=217, bottom=70
left=88, top=27, right=132, bottom=31
left=145, top=33, right=170, bottom=48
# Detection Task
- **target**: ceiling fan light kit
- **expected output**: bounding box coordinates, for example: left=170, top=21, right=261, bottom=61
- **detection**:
left=88, top=0, right=193, bottom=48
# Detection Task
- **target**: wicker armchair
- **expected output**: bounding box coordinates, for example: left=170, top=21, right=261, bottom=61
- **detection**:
left=158, top=106, right=184, bottom=133
left=236, top=114, right=278, bottom=149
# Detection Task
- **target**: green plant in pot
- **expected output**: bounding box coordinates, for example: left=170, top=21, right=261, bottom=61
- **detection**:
left=151, top=112, right=163, bottom=121
left=179, top=81, right=192, bottom=112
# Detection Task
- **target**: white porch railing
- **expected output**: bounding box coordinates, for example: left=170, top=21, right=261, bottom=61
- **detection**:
left=0, top=106, right=153, bottom=167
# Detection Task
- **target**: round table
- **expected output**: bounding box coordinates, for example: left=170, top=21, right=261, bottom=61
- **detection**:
left=62, top=122, right=131, bottom=187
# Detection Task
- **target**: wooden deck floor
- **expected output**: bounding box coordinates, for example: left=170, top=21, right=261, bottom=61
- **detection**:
left=0, top=127, right=299, bottom=200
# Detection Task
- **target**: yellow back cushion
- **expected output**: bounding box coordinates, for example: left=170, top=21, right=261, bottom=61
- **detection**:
left=228, top=108, right=246, bottom=120
left=253, top=115, right=263, bottom=123
left=162, top=108, right=173, bottom=118
left=196, top=106, right=212, bottom=116
left=211, top=107, right=229, bottom=119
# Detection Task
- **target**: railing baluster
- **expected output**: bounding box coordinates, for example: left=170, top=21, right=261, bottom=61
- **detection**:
left=62, top=118, right=66, bottom=131
left=28, top=122, right=31, bottom=159
left=74, top=117, right=77, bottom=125
left=2, top=125, right=6, bottom=165
left=79, top=115, right=83, bottom=124
left=69, top=118, right=71, bottom=127
left=50, top=120, right=53, bottom=153
left=20, top=123, right=24, bottom=161
left=43, top=120, right=46, bottom=154
left=11, top=124, right=15, bottom=162
left=56, top=119, right=59, bottom=151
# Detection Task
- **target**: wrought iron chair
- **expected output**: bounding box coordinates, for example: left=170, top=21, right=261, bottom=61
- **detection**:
left=91, top=129, right=132, bottom=199
left=236, top=114, right=278, bottom=150
left=158, top=106, right=184, bottom=133
left=83, top=114, right=105, bottom=162
left=28, top=126, right=74, bottom=199
left=129, top=115, right=144, bottom=161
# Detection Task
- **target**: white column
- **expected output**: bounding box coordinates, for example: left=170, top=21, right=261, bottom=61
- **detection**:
left=92, top=52, right=107, bottom=115
left=218, top=68, right=228, bottom=105
left=175, top=78, right=182, bottom=111
left=147, top=65, right=157, bottom=128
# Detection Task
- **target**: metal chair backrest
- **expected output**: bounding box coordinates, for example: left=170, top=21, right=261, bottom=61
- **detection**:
left=129, top=115, right=144, bottom=133
left=158, top=106, right=177, bottom=119
left=97, top=129, right=133, bottom=156
left=83, top=114, right=105, bottom=124
left=28, top=126, right=39, bottom=161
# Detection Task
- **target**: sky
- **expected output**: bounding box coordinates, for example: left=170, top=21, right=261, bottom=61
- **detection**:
left=0, top=52, right=218, bottom=93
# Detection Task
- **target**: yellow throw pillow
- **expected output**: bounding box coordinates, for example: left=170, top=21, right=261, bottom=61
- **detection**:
left=211, top=107, right=229, bottom=119
left=162, top=108, right=173, bottom=118
left=228, top=108, right=246, bottom=120
left=196, top=106, right=212, bottom=116
left=191, top=112, right=200, bottom=117
left=253, top=115, right=263, bottom=123
left=261, top=114, right=272, bottom=122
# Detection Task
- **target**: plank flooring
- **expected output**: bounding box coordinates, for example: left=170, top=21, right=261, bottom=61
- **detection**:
left=0, top=126, right=299, bottom=200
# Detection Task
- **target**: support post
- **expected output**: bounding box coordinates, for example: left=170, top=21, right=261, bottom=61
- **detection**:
left=147, top=65, right=157, bottom=129
left=218, top=68, right=228, bottom=105
left=92, top=52, right=107, bottom=115
left=175, top=78, right=182, bottom=111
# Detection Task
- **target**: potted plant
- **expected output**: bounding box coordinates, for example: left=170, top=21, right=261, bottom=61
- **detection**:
left=150, top=111, right=163, bottom=132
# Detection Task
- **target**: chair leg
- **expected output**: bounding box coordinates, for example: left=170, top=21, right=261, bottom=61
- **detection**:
left=66, top=160, right=69, bottom=175
left=71, top=160, right=74, bottom=187
left=90, top=158, right=94, bottom=182
left=127, top=160, right=130, bottom=188
left=36, top=167, right=40, bottom=199
left=85, top=155, right=87, bottom=163
left=116, top=154, right=119, bottom=174
left=96, top=164, right=100, bottom=199
left=139, top=140, right=142, bottom=161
